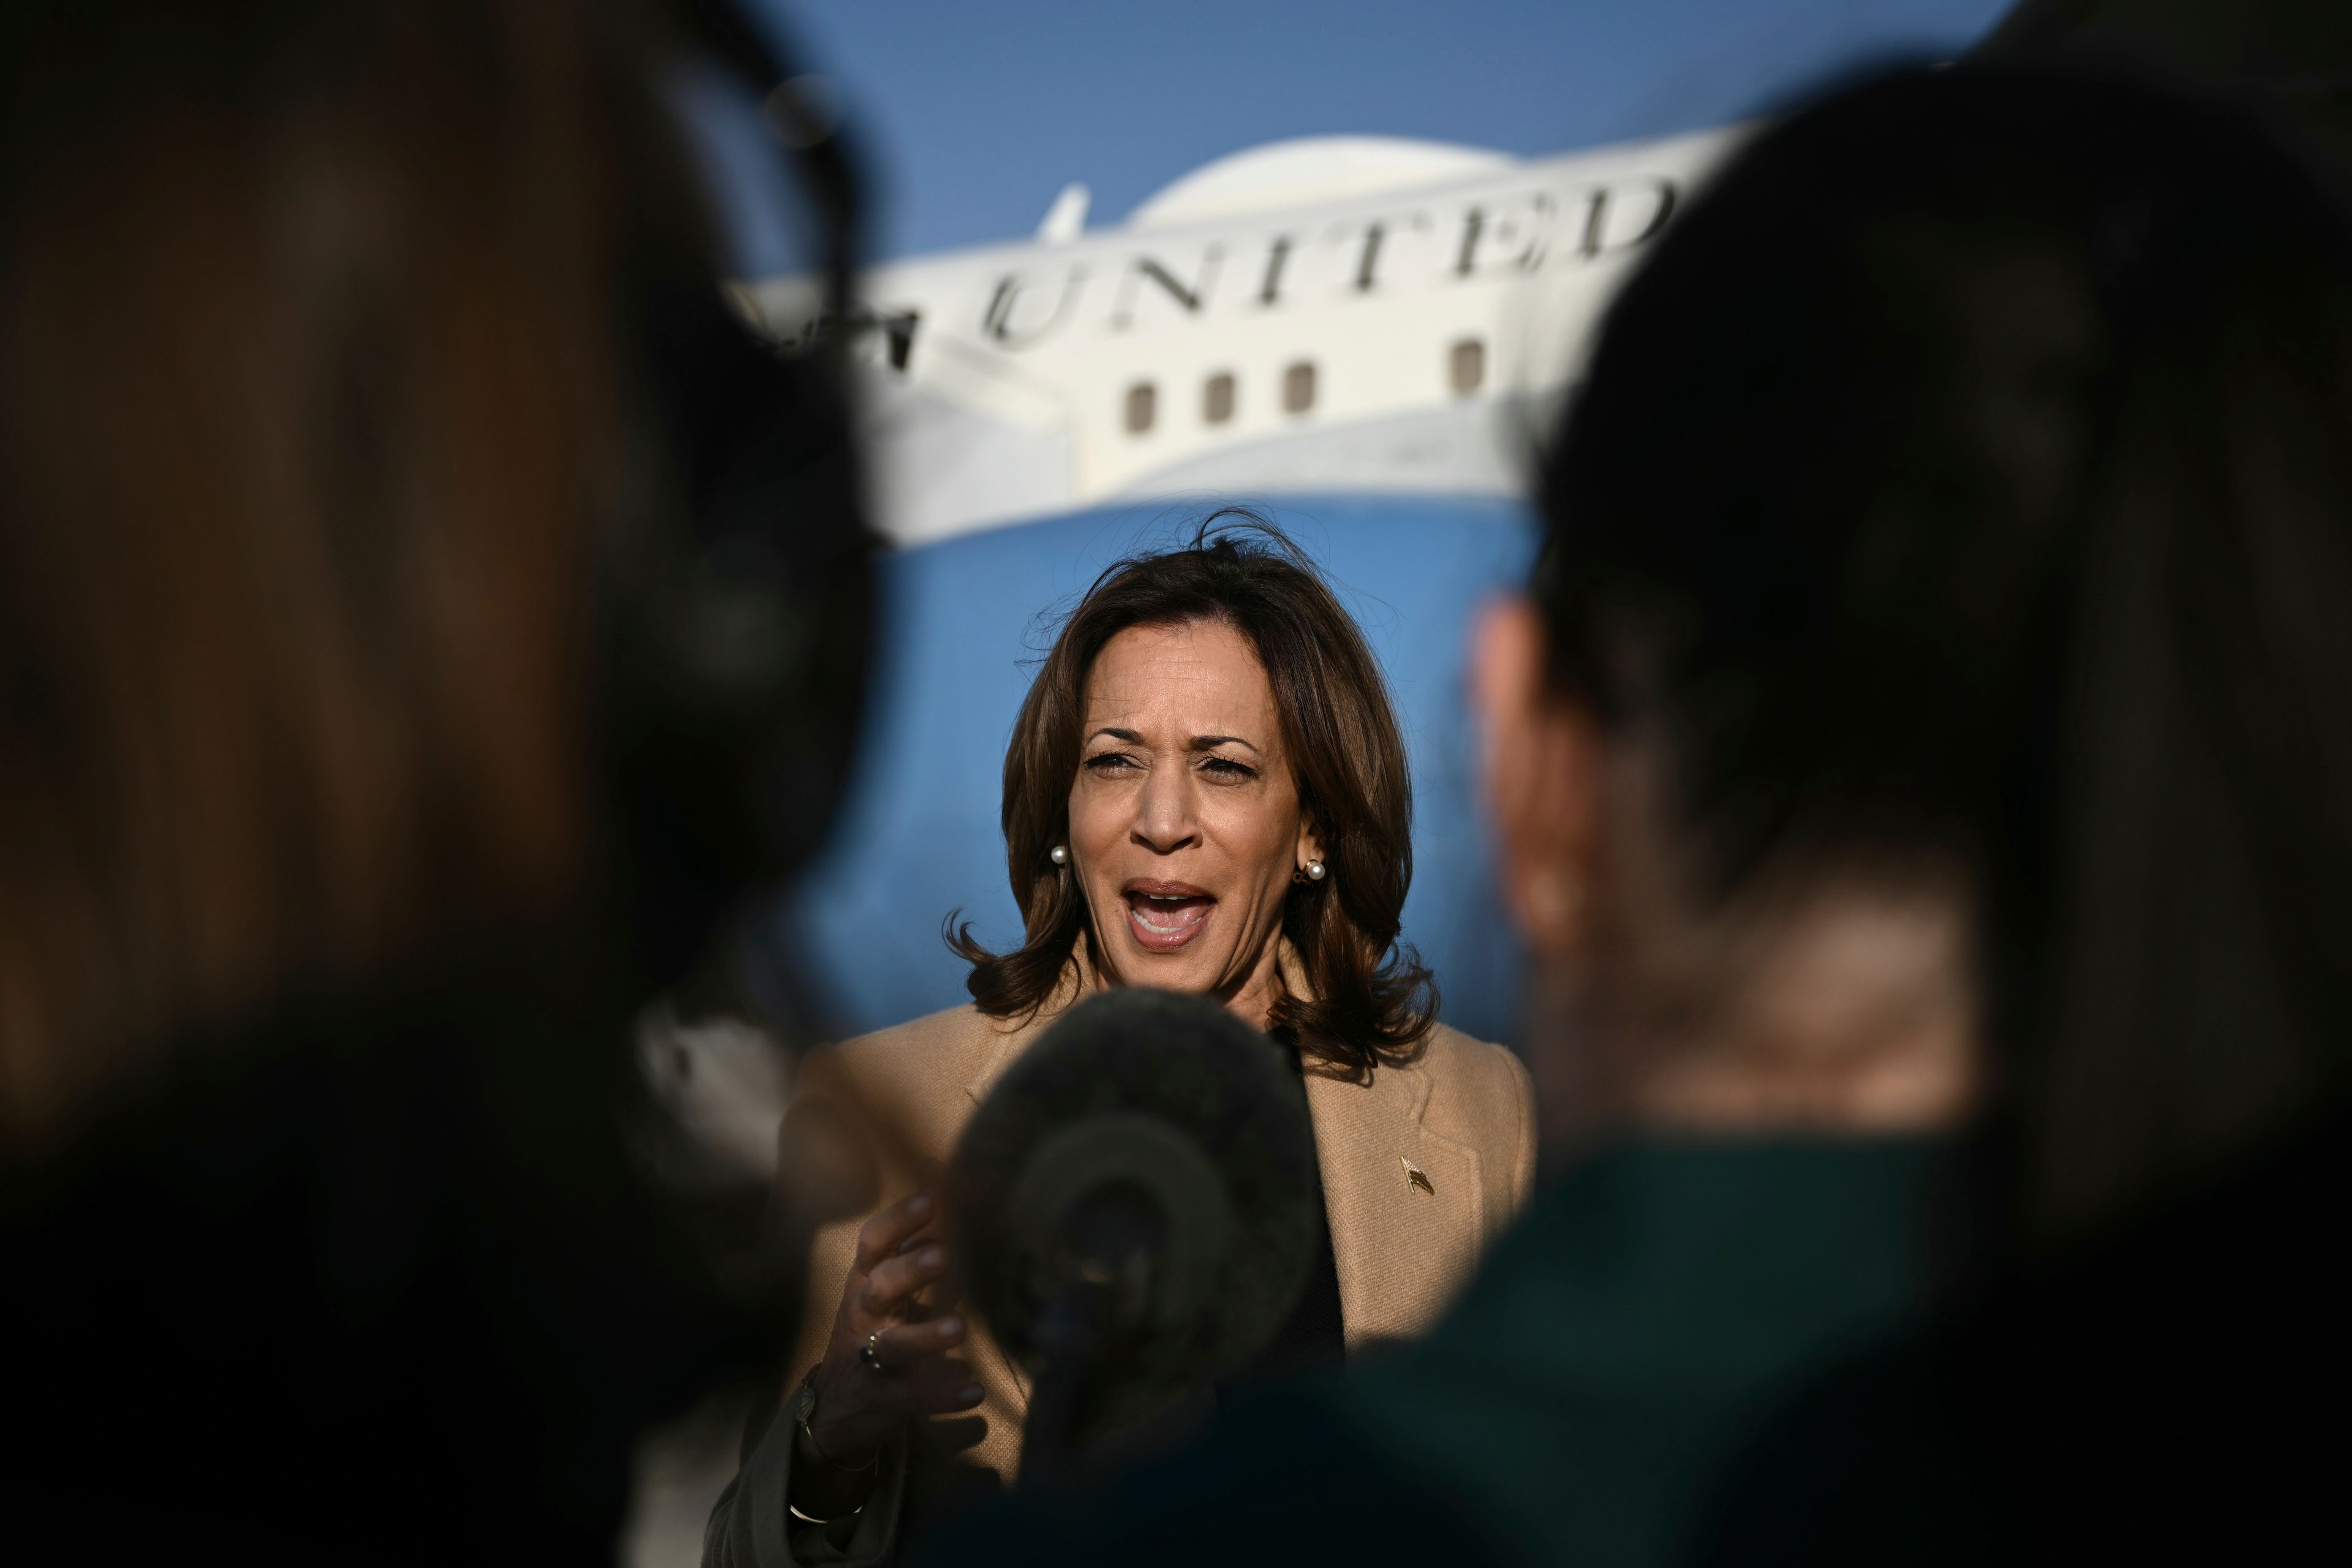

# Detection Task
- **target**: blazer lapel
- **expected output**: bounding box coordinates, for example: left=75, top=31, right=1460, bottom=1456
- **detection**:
left=962, top=954, right=1093, bottom=1110
left=1307, top=1058, right=1487, bottom=1351
left=962, top=1012, right=1037, bottom=1109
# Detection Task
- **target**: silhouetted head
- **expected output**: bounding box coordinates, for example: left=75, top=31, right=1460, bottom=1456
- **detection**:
left=1479, top=62, right=2352, bottom=1237
left=0, top=0, right=873, bottom=1148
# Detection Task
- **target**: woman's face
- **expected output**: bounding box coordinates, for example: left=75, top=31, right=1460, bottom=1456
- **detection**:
left=1068, top=619, right=1319, bottom=1017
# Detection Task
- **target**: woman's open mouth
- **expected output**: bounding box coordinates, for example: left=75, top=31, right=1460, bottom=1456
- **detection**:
left=1121, top=880, right=1215, bottom=953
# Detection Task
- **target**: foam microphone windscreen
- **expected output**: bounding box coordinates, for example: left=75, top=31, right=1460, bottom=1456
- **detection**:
left=951, top=988, right=1317, bottom=1439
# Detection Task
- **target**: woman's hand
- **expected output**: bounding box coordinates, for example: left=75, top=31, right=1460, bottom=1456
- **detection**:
left=802, top=1192, right=985, bottom=1472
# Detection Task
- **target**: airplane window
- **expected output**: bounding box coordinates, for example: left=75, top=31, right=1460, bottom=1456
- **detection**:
left=1449, top=337, right=1486, bottom=396
left=1125, top=381, right=1156, bottom=435
left=1204, top=372, right=1236, bottom=425
left=1282, top=360, right=1316, bottom=415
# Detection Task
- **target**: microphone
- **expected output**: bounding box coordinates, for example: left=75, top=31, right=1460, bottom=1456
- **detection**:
left=949, top=987, right=1318, bottom=1484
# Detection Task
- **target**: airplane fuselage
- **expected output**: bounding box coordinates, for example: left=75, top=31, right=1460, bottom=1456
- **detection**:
left=740, top=126, right=1740, bottom=545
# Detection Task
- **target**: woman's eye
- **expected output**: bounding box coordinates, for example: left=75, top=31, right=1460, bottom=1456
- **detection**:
left=1084, top=753, right=1140, bottom=774
left=1201, top=756, right=1256, bottom=780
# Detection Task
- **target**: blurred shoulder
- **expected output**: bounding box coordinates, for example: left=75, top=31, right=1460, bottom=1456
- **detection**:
left=1412, top=1022, right=1532, bottom=1129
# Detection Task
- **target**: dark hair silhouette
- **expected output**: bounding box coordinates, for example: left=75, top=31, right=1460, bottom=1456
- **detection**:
left=951, top=512, right=1435, bottom=1079
left=1538, top=63, right=2352, bottom=1237
left=2, top=0, right=858, bottom=1557
left=0, top=0, right=630, bottom=1141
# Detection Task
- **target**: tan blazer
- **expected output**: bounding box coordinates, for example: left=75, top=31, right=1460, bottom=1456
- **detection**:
left=776, top=974, right=1535, bottom=1518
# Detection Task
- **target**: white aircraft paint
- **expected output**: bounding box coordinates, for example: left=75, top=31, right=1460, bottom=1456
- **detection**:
left=734, top=125, right=1745, bottom=547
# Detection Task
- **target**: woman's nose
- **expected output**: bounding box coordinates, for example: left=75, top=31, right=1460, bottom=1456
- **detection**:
left=1131, top=765, right=1198, bottom=853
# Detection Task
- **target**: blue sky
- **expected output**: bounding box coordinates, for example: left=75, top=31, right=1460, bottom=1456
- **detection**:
left=753, top=0, right=2015, bottom=260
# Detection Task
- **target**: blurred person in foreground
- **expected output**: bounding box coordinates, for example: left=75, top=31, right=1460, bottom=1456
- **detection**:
left=919, top=61, right=2352, bottom=1567
left=1, top=0, right=870, bottom=1559
left=708, top=519, right=1534, bottom=1566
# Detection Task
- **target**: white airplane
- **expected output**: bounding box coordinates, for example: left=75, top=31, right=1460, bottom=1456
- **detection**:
left=751, top=125, right=1743, bottom=1042
left=737, top=126, right=1741, bottom=547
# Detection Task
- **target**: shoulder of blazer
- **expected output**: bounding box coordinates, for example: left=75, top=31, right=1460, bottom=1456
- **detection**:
left=1408, top=1022, right=1534, bottom=1151
left=833, top=1002, right=1005, bottom=1075
left=804, top=1003, right=1020, bottom=1156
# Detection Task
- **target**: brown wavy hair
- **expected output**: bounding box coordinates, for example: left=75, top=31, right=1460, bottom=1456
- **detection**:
left=949, top=513, right=1435, bottom=1078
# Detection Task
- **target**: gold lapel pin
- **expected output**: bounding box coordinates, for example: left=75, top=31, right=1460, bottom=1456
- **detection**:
left=1400, top=1156, right=1435, bottom=1196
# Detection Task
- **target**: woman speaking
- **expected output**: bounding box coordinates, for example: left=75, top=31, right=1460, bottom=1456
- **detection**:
left=708, top=520, right=1533, bottom=1565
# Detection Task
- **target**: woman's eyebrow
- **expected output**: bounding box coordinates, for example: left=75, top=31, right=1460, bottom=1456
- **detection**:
left=1081, top=727, right=1263, bottom=753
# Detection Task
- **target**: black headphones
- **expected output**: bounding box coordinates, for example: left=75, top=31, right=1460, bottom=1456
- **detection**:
left=598, top=0, right=879, bottom=986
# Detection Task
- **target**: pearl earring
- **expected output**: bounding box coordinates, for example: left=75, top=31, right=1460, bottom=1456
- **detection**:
left=1293, top=859, right=1327, bottom=886
left=1049, top=845, right=1068, bottom=866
